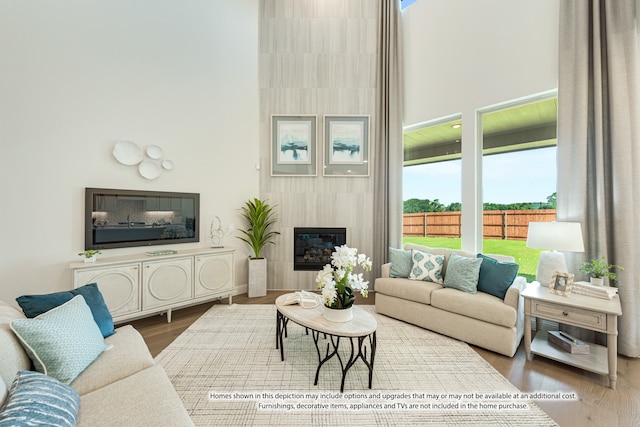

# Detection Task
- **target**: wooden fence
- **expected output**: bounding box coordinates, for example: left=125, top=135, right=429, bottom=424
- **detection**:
left=403, top=209, right=557, bottom=241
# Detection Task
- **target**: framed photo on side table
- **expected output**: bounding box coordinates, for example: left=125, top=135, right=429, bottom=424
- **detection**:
left=271, top=115, right=317, bottom=176
left=323, top=115, right=370, bottom=176
left=549, top=271, right=574, bottom=296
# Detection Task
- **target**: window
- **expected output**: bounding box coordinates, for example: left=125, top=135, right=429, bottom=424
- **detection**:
left=480, top=93, right=558, bottom=281
left=402, top=116, right=462, bottom=250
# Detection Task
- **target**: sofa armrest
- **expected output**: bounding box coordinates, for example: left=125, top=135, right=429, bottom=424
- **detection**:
left=380, top=262, right=391, bottom=278
left=504, top=276, right=527, bottom=310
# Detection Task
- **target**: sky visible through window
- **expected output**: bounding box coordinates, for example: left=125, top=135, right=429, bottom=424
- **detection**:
left=403, top=146, right=557, bottom=205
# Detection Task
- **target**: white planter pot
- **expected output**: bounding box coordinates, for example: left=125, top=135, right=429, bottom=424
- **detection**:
left=323, top=305, right=353, bottom=323
left=590, top=277, right=604, bottom=286
left=248, top=257, right=267, bottom=298
left=84, top=255, right=97, bottom=263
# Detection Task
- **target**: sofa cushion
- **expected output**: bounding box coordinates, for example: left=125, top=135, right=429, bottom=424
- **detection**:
left=477, top=254, right=520, bottom=299
left=389, top=247, right=413, bottom=278
left=0, top=301, right=31, bottom=405
left=0, top=370, right=80, bottom=427
left=408, top=249, right=444, bottom=283
left=374, top=276, right=443, bottom=305
left=77, top=366, right=194, bottom=427
left=404, top=244, right=452, bottom=276
left=71, top=325, right=155, bottom=396
left=443, top=253, right=482, bottom=294
left=16, top=283, right=115, bottom=338
left=431, top=287, right=518, bottom=328
left=10, top=295, right=111, bottom=385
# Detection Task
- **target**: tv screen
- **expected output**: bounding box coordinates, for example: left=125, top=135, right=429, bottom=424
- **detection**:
left=85, top=188, right=199, bottom=250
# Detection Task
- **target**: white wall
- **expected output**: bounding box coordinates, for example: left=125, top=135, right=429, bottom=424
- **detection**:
left=402, top=0, right=559, bottom=251
left=0, top=1, right=259, bottom=303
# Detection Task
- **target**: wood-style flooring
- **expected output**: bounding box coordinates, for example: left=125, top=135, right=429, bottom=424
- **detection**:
left=128, top=291, right=640, bottom=427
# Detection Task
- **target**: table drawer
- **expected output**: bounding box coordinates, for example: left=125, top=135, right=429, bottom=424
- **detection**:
left=531, top=301, right=607, bottom=332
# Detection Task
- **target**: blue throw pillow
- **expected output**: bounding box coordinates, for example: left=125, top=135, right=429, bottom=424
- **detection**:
left=16, top=283, right=115, bottom=337
left=477, top=254, right=520, bottom=300
left=0, top=370, right=79, bottom=427
left=10, top=295, right=112, bottom=385
left=389, top=247, right=413, bottom=278
left=443, top=253, right=483, bottom=294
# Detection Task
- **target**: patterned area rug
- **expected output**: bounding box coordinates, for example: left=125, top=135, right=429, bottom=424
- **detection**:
left=155, top=304, right=557, bottom=426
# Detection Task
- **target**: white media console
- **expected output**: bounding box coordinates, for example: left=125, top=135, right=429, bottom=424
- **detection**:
left=70, top=247, right=235, bottom=323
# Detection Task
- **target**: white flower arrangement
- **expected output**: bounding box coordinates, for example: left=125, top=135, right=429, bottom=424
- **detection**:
left=315, top=245, right=372, bottom=309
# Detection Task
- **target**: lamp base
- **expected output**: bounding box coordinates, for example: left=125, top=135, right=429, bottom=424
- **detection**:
left=536, top=251, right=568, bottom=287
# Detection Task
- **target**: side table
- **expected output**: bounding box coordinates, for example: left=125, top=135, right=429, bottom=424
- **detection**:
left=522, top=283, right=622, bottom=389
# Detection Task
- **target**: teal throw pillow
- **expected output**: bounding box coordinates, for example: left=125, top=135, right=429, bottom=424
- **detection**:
left=10, top=295, right=111, bottom=385
left=0, top=370, right=79, bottom=427
left=16, top=283, right=115, bottom=338
left=477, top=254, right=520, bottom=299
left=443, top=253, right=483, bottom=294
left=389, top=247, right=413, bottom=278
left=408, top=249, right=444, bottom=283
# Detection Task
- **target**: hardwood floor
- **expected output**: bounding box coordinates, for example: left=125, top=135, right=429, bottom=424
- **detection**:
left=129, top=291, right=640, bottom=427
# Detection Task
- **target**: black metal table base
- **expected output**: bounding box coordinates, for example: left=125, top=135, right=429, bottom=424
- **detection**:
left=276, top=310, right=376, bottom=393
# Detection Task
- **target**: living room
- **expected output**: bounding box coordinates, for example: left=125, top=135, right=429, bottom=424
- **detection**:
left=1, top=1, right=639, bottom=426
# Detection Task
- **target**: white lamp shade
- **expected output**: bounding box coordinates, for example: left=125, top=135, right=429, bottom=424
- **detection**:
left=526, top=222, right=585, bottom=252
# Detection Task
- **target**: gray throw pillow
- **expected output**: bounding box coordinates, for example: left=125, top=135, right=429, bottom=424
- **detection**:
left=389, top=247, right=412, bottom=278
left=443, top=253, right=483, bottom=294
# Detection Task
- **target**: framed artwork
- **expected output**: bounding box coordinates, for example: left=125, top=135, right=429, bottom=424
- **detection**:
left=271, top=115, right=317, bottom=176
left=549, top=271, right=574, bottom=297
left=323, top=115, right=370, bottom=176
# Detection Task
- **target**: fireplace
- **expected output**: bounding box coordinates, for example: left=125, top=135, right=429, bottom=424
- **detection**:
left=294, top=227, right=346, bottom=271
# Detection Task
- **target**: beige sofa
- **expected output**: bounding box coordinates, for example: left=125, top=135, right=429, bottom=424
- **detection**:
left=0, top=300, right=193, bottom=426
left=375, top=244, right=527, bottom=357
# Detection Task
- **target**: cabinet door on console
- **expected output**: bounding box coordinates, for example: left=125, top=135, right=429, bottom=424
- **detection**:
left=194, top=252, right=234, bottom=298
left=142, top=257, right=193, bottom=309
left=74, top=264, right=141, bottom=319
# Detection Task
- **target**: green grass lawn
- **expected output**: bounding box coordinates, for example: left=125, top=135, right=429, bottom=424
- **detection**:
left=402, top=236, right=541, bottom=282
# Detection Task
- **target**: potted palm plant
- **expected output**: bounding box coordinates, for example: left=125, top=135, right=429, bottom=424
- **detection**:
left=579, top=256, right=624, bottom=286
left=237, top=198, right=280, bottom=297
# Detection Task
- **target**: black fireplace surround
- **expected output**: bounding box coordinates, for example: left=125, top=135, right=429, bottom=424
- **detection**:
left=294, top=227, right=346, bottom=271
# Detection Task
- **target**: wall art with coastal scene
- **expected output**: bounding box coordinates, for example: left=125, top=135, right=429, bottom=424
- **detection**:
left=271, top=115, right=317, bottom=176
left=323, top=115, right=370, bottom=176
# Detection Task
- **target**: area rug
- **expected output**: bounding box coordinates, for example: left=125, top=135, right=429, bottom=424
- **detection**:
left=155, top=304, right=557, bottom=426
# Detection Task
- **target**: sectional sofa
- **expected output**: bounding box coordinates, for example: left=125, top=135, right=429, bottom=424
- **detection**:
left=0, top=294, right=193, bottom=426
left=375, top=244, right=527, bottom=357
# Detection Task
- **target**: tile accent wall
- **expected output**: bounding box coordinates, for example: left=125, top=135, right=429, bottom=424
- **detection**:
left=259, top=0, right=378, bottom=290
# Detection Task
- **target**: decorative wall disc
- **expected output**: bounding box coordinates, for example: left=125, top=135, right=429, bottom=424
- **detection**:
left=146, top=145, right=163, bottom=159
left=113, top=140, right=144, bottom=165
left=139, top=160, right=161, bottom=180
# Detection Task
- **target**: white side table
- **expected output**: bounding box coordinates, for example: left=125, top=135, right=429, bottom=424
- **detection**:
left=522, top=283, right=622, bottom=389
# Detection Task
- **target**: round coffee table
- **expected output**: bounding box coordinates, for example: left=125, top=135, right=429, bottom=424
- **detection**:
left=275, top=293, right=377, bottom=393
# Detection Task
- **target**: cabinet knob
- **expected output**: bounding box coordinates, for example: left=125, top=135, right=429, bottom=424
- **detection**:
left=563, top=311, right=569, bottom=316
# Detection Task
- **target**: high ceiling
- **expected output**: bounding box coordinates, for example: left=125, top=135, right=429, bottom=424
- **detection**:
left=404, top=97, right=558, bottom=166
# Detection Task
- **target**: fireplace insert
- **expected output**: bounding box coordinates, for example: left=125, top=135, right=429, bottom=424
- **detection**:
left=294, top=227, right=346, bottom=271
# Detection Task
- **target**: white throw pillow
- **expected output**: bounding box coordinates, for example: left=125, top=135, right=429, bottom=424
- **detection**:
left=409, top=249, right=445, bottom=283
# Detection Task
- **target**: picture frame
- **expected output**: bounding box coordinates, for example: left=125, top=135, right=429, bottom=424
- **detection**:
left=549, top=271, right=574, bottom=297
left=323, top=115, right=370, bottom=176
left=271, top=115, right=317, bottom=176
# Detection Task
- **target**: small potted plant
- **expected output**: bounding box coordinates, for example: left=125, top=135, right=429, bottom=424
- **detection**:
left=579, top=256, right=624, bottom=286
left=78, top=249, right=101, bottom=263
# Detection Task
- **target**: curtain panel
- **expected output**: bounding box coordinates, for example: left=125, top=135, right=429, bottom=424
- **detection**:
left=373, top=0, right=404, bottom=281
left=557, top=0, right=640, bottom=357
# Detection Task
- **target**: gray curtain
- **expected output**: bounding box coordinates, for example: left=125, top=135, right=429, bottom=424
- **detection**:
left=373, top=0, right=404, bottom=281
left=557, top=0, right=640, bottom=357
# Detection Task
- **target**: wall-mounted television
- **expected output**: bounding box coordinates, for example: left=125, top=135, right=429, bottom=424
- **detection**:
left=85, top=188, right=199, bottom=250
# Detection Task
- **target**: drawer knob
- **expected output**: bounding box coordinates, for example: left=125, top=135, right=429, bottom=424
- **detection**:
left=563, top=311, right=569, bottom=316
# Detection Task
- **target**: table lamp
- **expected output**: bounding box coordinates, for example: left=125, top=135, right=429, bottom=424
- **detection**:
left=526, top=222, right=585, bottom=287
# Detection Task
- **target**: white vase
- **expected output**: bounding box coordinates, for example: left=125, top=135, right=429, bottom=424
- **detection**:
left=84, top=255, right=97, bottom=263
left=323, top=305, right=353, bottom=322
left=248, top=257, right=267, bottom=298
left=590, top=277, right=604, bottom=286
